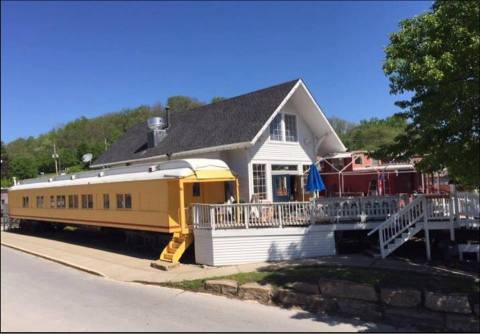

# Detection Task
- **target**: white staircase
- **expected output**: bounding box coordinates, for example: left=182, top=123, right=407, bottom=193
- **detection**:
left=367, top=195, right=426, bottom=258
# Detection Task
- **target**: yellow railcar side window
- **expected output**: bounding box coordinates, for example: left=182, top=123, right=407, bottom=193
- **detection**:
left=50, top=196, right=56, bottom=208
left=56, top=195, right=66, bottom=209
left=81, top=194, right=94, bottom=209
left=36, top=196, right=44, bottom=208
left=22, top=196, right=29, bottom=208
left=68, top=195, right=79, bottom=209
left=103, top=194, right=110, bottom=209
left=116, top=194, right=132, bottom=209
left=125, top=194, right=132, bottom=209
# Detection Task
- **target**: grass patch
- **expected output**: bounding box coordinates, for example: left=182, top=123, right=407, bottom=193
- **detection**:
left=162, top=264, right=479, bottom=295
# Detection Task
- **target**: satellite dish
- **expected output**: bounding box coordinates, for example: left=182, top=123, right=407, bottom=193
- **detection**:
left=82, top=153, right=93, bottom=163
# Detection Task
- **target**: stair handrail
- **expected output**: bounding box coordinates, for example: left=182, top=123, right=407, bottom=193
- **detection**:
left=367, top=195, right=424, bottom=237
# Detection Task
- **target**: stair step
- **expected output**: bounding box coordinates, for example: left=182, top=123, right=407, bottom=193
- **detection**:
left=163, top=253, right=173, bottom=260
left=171, top=241, right=181, bottom=248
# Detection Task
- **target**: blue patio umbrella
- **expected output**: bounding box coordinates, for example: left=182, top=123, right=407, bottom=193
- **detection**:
left=306, top=163, right=326, bottom=193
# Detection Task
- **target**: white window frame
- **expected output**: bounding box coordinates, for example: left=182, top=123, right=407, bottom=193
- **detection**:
left=251, top=163, right=267, bottom=200
left=268, top=112, right=298, bottom=143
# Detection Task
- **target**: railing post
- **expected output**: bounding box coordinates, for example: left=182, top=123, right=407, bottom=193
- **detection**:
left=453, top=190, right=460, bottom=222
left=210, top=207, right=216, bottom=230
left=244, top=206, right=249, bottom=229
left=423, top=196, right=431, bottom=261
left=379, top=229, right=385, bottom=258
left=448, top=195, right=455, bottom=241
left=278, top=204, right=283, bottom=228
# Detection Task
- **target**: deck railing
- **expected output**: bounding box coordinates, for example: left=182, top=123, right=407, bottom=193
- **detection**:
left=311, top=195, right=401, bottom=223
left=192, top=202, right=312, bottom=230
left=425, top=195, right=452, bottom=220
left=456, top=191, right=480, bottom=220
left=192, top=192, right=479, bottom=231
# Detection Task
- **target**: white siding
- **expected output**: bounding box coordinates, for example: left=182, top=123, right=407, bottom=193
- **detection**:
left=194, top=225, right=336, bottom=266
left=245, top=101, right=317, bottom=201
left=248, top=104, right=316, bottom=163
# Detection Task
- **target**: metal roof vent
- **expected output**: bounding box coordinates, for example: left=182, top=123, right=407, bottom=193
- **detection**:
left=148, top=165, right=157, bottom=172
left=147, top=116, right=168, bottom=148
left=48, top=178, right=53, bottom=182
left=98, top=171, right=105, bottom=177
left=71, top=175, right=76, bottom=180
left=147, top=117, right=167, bottom=130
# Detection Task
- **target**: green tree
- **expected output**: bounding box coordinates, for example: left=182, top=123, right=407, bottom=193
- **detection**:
left=328, top=117, right=357, bottom=149
left=1, top=141, right=10, bottom=179
left=211, top=96, right=226, bottom=104
left=379, top=0, right=480, bottom=187
left=10, top=156, right=38, bottom=180
left=348, top=116, right=407, bottom=152
left=167, top=96, right=204, bottom=112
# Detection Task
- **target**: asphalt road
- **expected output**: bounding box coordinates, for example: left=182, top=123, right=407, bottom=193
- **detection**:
left=1, top=246, right=399, bottom=332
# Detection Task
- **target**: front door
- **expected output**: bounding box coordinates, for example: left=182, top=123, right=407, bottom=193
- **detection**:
left=272, top=175, right=291, bottom=202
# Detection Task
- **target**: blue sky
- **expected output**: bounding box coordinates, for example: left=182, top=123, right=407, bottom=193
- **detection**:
left=1, top=1, right=432, bottom=143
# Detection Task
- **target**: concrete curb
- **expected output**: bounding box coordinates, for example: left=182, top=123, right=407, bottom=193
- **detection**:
left=1, top=242, right=106, bottom=278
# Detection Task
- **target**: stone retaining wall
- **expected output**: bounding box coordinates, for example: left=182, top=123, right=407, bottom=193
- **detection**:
left=203, top=279, right=479, bottom=332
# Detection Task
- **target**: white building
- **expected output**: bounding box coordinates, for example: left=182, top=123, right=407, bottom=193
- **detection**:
left=92, top=79, right=346, bottom=203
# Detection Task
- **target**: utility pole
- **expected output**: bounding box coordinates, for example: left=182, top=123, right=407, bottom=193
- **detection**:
left=52, top=143, right=59, bottom=176
left=104, top=138, right=108, bottom=151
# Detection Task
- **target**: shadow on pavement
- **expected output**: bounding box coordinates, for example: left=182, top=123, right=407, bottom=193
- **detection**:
left=8, top=226, right=196, bottom=264
left=290, top=310, right=416, bottom=332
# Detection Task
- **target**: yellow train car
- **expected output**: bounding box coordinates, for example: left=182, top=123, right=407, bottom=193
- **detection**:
left=8, top=159, right=239, bottom=263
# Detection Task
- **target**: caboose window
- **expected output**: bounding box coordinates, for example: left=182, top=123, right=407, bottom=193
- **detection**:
left=57, top=195, right=66, bottom=208
left=50, top=196, right=56, bottom=208
left=68, top=195, right=78, bottom=209
left=36, top=196, right=44, bottom=208
left=103, top=194, right=110, bottom=209
left=81, top=194, right=93, bottom=209
left=22, top=196, right=29, bottom=208
left=116, top=194, right=132, bottom=209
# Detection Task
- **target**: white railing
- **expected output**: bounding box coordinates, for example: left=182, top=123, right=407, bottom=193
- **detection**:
left=426, top=195, right=452, bottom=220
left=312, top=195, right=401, bottom=223
left=192, top=192, right=479, bottom=232
left=368, top=192, right=480, bottom=258
left=192, top=202, right=312, bottom=230
left=367, top=195, right=426, bottom=258
left=456, top=191, right=480, bottom=220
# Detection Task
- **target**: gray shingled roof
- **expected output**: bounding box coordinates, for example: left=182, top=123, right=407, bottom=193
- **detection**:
left=93, top=79, right=299, bottom=166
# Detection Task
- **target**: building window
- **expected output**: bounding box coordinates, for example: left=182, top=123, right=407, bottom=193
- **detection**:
left=56, top=195, right=66, bottom=209
left=272, top=164, right=298, bottom=172
left=192, top=183, right=201, bottom=197
left=355, top=156, right=363, bottom=165
left=284, top=114, right=298, bottom=142
left=22, top=196, right=29, bottom=208
left=50, top=196, right=56, bottom=208
left=269, top=114, right=283, bottom=141
left=252, top=164, right=267, bottom=200
left=36, top=196, right=44, bottom=208
left=103, top=194, right=110, bottom=209
left=68, top=195, right=79, bottom=209
left=116, top=194, right=132, bottom=209
left=81, top=194, right=93, bottom=209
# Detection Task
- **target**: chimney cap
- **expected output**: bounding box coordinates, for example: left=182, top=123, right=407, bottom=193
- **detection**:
left=147, top=117, right=166, bottom=130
